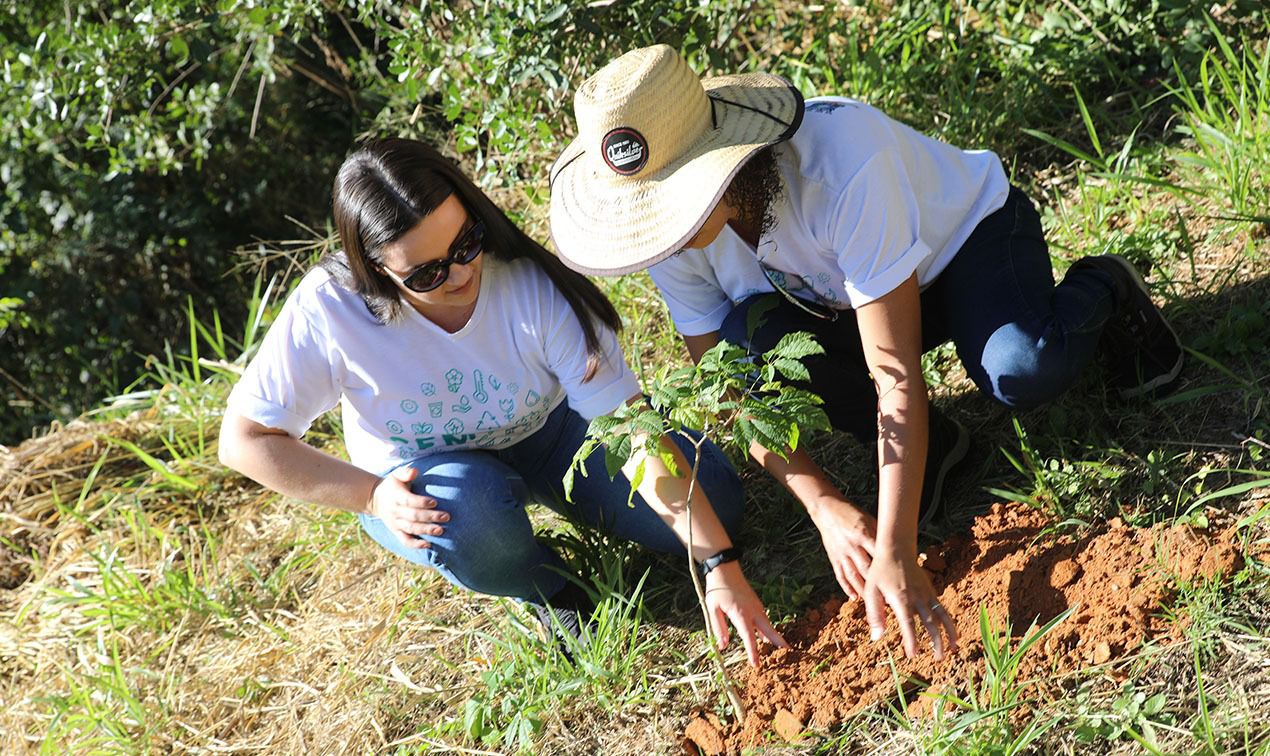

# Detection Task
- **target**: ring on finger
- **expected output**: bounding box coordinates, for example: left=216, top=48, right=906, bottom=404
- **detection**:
left=929, top=599, right=944, bottom=612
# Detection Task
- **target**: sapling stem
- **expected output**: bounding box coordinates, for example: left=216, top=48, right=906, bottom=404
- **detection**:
left=680, top=430, right=745, bottom=719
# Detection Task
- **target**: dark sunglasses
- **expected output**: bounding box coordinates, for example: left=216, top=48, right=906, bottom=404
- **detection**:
left=758, top=262, right=839, bottom=322
left=382, top=220, right=485, bottom=293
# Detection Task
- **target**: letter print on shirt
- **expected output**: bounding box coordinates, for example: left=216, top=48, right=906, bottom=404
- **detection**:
left=388, top=433, right=415, bottom=458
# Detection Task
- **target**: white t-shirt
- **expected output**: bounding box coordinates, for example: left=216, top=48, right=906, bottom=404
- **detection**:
left=227, top=256, right=640, bottom=475
left=648, top=96, right=1010, bottom=336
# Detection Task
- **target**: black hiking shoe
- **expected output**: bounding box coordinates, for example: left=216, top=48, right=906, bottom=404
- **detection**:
left=1074, top=254, right=1184, bottom=400
left=527, top=580, right=594, bottom=662
left=918, top=411, right=970, bottom=529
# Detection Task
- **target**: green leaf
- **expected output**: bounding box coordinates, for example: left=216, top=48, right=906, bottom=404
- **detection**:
left=767, top=331, right=825, bottom=362
left=1189, top=476, right=1270, bottom=510
left=626, top=458, right=645, bottom=507
left=745, top=296, right=780, bottom=339
left=167, top=36, right=190, bottom=66
left=105, top=437, right=198, bottom=492
left=772, top=357, right=811, bottom=382
left=657, top=446, right=680, bottom=478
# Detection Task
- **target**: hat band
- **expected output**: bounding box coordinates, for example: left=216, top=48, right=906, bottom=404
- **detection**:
left=550, top=92, right=799, bottom=190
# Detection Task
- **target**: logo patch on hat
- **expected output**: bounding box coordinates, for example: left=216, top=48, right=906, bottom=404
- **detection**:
left=602, top=127, right=648, bottom=176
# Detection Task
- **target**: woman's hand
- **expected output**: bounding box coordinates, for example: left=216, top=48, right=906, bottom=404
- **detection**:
left=704, top=561, right=788, bottom=667
left=368, top=466, right=449, bottom=548
left=863, top=545, right=957, bottom=660
left=809, top=498, right=877, bottom=601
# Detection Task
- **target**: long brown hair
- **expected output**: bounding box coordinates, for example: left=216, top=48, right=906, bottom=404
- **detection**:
left=326, top=138, right=622, bottom=381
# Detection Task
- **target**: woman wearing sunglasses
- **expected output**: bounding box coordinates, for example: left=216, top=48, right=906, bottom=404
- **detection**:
left=218, top=138, right=785, bottom=665
left=548, top=46, right=1184, bottom=662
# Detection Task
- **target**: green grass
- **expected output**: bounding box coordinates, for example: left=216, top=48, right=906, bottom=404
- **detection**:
left=1, top=3, right=1268, bottom=754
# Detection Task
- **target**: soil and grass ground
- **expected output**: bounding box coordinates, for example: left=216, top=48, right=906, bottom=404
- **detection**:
left=3, top=3, right=1269, bottom=754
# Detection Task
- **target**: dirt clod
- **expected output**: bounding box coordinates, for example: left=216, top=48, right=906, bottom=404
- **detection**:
left=772, top=708, right=805, bottom=743
left=723, top=502, right=1241, bottom=752
left=684, top=715, right=725, bottom=755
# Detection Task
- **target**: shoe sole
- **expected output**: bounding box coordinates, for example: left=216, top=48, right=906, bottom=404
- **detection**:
left=918, top=418, right=970, bottom=530
left=1104, top=254, right=1184, bottom=400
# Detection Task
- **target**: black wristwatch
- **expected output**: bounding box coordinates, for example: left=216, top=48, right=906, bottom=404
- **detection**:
left=700, top=547, right=743, bottom=576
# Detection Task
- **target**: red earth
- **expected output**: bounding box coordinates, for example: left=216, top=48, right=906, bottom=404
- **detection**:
left=683, top=502, right=1243, bottom=754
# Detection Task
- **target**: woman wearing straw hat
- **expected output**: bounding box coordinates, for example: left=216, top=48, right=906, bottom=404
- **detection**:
left=548, top=45, right=1182, bottom=660
left=219, top=138, right=788, bottom=665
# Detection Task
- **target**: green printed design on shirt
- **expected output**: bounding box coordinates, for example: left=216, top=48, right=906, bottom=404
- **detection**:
left=387, top=371, right=551, bottom=459
left=445, top=368, right=464, bottom=393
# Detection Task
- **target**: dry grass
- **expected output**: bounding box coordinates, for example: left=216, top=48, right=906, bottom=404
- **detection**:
left=2, top=182, right=1266, bottom=754
left=2, top=6, right=1268, bottom=753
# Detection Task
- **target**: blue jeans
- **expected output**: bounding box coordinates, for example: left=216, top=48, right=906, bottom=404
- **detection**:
left=720, top=186, right=1120, bottom=442
left=358, top=401, right=744, bottom=601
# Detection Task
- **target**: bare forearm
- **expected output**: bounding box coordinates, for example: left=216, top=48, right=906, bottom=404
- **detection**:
left=873, top=382, right=927, bottom=553
left=219, top=414, right=380, bottom=514
left=749, top=441, right=852, bottom=517
left=623, top=435, right=734, bottom=561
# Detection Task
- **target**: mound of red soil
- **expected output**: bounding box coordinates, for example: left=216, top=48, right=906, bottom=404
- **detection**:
left=683, top=502, right=1241, bottom=754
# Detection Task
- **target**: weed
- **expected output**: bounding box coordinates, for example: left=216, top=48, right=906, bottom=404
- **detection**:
left=1073, top=681, right=1174, bottom=747
left=437, top=571, right=656, bottom=752
left=918, top=605, right=1074, bottom=753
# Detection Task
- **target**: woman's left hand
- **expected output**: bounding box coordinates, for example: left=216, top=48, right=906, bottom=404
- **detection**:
left=704, top=561, right=788, bottom=667
left=863, top=546, right=958, bottom=660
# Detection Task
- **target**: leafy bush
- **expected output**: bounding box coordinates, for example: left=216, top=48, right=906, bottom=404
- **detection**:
left=1, top=0, right=1263, bottom=443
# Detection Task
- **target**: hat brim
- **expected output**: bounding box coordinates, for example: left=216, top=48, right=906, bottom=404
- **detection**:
left=549, top=73, right=804, bottom=276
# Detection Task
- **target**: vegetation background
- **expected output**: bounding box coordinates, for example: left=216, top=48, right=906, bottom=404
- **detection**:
left=1, top=0, right=1268, bottom=753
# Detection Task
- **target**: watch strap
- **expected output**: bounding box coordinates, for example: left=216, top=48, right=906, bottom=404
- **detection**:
left=700, top=546, right=743, bottom=575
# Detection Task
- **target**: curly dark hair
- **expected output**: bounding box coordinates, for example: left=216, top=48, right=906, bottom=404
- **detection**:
left=723, top=145, right=784, bottom=239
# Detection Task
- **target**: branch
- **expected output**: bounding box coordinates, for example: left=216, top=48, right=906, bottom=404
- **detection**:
left=683, top=434, right=745, bottom=718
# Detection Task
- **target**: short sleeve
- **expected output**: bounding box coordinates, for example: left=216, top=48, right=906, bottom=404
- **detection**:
left=226, top=294, right=341, bottom=437
left=540, top=284, right=641, bottom=420
left=647, top=255, right=733, bottom=336
left=827, top=151, right=932, bottom=308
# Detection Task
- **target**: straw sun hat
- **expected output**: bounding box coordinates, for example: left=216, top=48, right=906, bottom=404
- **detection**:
left=549, top=44, right=804, bottom=275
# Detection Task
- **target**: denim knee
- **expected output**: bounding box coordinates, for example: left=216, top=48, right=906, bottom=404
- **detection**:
left=975, top=323, right=1083, bottom=410
left=702, top=444, right=744, bottom=541
left=664, top=432, right=745, bottom=547
left=393, top=452, right=565, bottom=598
